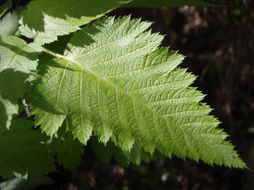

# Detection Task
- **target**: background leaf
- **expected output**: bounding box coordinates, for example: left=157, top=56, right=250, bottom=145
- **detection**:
left=0, top=119, right=55, bottom=179
left=50, top=126, right=84, bottom=170
left=126, top=0, right=216, bottom=7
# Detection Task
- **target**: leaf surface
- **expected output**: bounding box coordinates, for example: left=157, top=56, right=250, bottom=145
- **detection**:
left=126, top=0, right=215, bottom=7
left=29, top=16, right=245, bottom=168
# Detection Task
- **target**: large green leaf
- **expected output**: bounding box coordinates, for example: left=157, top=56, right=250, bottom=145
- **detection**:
left=0, top=119, right=55, bottom=179
left=0, top=36, right=38, bottom=131
left=19, top=0, right=132, bottom=45
left=28, top=16, right=245, bottom=168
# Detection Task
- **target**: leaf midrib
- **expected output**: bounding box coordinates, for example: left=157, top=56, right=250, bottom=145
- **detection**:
left=43, top=47, right=233, bottom=161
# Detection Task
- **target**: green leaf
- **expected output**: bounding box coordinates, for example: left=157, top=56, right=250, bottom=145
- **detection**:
left=29, top=16, right=245, bottom=168
left=19, top=0, right=132, bottom=45
left=0, top=119, right=55, bottom=179
left=126, top=0, right=215, bottom=7
left=50, top=126, right=84, bottom=170
left=0, top=11, right=20, bottom=36
left=0, top=36, right=38, bottom=131
left=0, top=36, right=37, bottom=74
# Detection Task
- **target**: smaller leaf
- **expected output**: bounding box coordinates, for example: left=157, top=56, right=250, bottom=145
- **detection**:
left=90, top=138, right=161, bottom=165
left=0, top=119, right=55, bottom=179
left=0, top=11, right=20, bottom=36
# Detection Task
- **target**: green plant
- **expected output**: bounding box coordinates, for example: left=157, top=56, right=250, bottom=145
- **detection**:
left=0, top=0, right=246, bottom=179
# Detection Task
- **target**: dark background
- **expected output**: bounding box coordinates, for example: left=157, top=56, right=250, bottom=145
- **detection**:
left=2, top=0, right=254, bottom=189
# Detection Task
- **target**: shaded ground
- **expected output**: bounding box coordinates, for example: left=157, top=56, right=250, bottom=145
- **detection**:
left=2, top=0, right=254, bottom=189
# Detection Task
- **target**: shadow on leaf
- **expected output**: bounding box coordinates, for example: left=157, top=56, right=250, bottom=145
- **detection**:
left=0, top=69, right=28, bottom=104
left=0, top=38, right=38, bottom=61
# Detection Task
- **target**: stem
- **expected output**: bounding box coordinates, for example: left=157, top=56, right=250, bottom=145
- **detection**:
left=42, top=47, right=66, bottom=59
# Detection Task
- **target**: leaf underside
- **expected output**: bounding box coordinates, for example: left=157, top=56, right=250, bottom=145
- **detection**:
left=28, top=16, right=245, bottom=168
